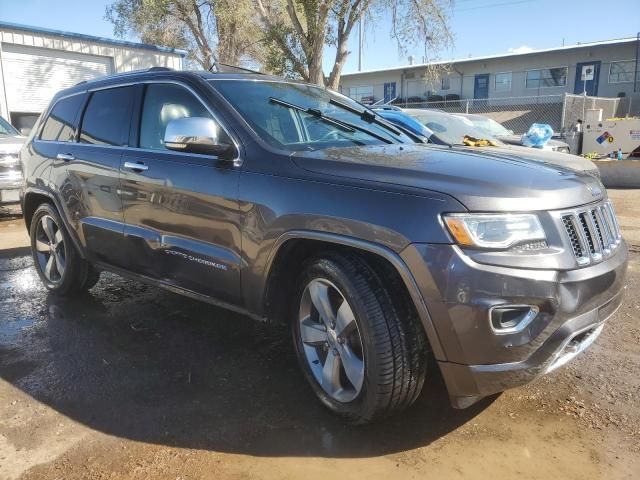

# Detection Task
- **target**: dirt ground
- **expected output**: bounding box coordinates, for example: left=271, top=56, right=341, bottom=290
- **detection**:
left=0, top=191, right=638, bottom=480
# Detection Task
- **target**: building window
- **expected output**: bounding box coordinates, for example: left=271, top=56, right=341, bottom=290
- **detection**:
left=348, top=85, right=374, bottom=104
left=495, top=72, right=512, bottom=91
left=441, top=77, right=450, bottom=90
left=525, top=67, right=567, bottom=89
left=609, top=60, right=635, bottom=84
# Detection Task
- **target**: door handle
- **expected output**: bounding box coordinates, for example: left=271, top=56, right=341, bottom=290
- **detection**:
left=123, top=161, right=149, bottom=172
left=56, top=153, right=75, bottom=161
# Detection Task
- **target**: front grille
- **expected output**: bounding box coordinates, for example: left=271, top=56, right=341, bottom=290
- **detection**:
left=561, top=200, right=622, bottom=266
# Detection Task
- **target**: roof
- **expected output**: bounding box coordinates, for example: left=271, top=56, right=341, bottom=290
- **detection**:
left=341, top=36, right=638, bottom=77
left=0, top=21, right=188, bottom=56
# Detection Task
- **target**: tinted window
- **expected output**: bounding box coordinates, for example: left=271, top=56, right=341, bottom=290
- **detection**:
left=80, top=87, right=133, bottom=146
left=40, top=95, right=84, bottom=142
left=139, top=83, right=228, bottom=151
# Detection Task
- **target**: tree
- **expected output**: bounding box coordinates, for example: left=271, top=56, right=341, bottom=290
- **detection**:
left=255, top=0, right=452, bottom=89
left=105, top=0, right=264, bottom=69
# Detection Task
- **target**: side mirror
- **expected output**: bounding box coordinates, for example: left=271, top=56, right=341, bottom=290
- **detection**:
left=164, top=117, right=235, bottom=158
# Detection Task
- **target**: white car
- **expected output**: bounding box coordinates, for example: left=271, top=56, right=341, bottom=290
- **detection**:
left=0, top=116, right=25, bottom=206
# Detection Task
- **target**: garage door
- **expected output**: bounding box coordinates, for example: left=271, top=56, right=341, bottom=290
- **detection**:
left=1, top=43, right=113, bottom=113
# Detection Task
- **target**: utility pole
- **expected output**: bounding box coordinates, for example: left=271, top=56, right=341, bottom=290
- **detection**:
left=358, top=18, right=363, bottom=72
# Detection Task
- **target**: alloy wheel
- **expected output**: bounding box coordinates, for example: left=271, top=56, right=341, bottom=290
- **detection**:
left=298, top=278, right=365, bottom=403
left=34, top=215, right=66, bottom=283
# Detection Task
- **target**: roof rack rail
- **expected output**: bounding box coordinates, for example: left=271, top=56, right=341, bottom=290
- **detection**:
left=209, top=62, right=264, bottom=75
left=73, top=66, right=175, bottom=86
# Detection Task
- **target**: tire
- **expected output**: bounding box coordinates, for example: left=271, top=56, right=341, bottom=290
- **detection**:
left=29, top=203, right=99, bottom=295
left=291, top=252, right=428, bottom=423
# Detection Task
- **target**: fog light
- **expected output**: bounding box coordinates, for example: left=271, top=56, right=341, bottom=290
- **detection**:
left=489, top=305, right=539, bottom=334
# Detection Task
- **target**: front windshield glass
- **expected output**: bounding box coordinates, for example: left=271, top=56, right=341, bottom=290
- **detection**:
left=406, top=110, right=503, bottom=146
left=210, top=80, right=410, bottom=150
left=465, top=116, right=512, bottom=136
left=0, top=116, right=19, bottom=136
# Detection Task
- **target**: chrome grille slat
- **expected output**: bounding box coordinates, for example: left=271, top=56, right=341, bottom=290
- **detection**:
left=561, top=200, right=621, bottom=266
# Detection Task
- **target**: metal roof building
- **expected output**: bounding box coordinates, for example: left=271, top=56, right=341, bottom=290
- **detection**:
left=339, top=36, right=640, bottom=105
left=0, top=21, right=187, bottom=133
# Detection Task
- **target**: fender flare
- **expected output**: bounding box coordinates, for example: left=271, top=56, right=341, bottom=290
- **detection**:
left=22, top=187, right=88, bottom=259
left=264, top=230, right=446, bottom=361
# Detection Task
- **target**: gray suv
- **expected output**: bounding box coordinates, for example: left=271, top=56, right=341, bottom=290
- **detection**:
left=20, top=69, right=627, bottom=423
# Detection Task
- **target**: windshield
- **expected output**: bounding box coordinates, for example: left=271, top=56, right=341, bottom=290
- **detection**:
left=405, top=110, right=503, bottom=146
left=210, top=80, right=410, bottom=150
left=463, top=116, right=512, bottom=136
left=376, top=111, right=434, bottom=139
left=0, top=116, right=19, bottom=136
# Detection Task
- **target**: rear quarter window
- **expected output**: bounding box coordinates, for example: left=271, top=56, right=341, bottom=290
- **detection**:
left=40, top=94, right=85, bottom=142
left=80, top=87, right=134, bottom=146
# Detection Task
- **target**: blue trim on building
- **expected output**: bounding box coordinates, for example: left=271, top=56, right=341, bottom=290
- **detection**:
left=0, top=21, right=187, bottom=57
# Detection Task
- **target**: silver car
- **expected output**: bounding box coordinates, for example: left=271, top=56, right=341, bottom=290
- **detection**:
left=0, top=116, right=25, bottom=206
left=457, top=113, right=571, bottom=153
left=403, top=109, right=599, bottom=177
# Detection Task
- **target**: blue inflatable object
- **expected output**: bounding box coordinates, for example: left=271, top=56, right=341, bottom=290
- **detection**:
left=521, top=123, right=554, bottom=148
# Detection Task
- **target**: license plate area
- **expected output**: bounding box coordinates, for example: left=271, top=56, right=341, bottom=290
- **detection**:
left=0, top=190, right=20, bottom=203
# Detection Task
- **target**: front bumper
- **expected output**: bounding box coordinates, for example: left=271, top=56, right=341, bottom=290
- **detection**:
left=401, top=241, right=628, bottom=408
left=0, top=169, right=23, bottom=204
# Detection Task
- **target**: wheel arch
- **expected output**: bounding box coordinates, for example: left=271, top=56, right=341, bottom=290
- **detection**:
left=22, top=188, right=87, bottom=259
left=262, top=230, right=446, bottom=360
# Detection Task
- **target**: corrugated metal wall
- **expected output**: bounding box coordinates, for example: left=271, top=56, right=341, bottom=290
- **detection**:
left=0, top=26, right=184, bottom=122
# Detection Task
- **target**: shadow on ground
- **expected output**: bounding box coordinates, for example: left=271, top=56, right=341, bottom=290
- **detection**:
left=0, top=257, right=494, bottom=458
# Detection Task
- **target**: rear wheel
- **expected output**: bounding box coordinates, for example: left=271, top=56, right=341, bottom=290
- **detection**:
left=291, top=253, right=428, bottom=423
left=30, top=203, right=100, bottom=295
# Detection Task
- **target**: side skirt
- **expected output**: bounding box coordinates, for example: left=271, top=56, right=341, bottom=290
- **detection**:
left=93, top=260, right=266, bottom=323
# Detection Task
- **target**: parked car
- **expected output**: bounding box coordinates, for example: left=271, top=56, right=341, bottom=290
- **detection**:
left=0, top=115, right=25, bottom=206
left=457, top=113, right=571, bottom=153
left=372, top=107, right=435, bottom=143
left=402, top=108, right=600, bottom=177
left=21, top=69, right=627, bottom=423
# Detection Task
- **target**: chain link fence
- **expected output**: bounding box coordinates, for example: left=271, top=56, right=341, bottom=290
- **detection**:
left=367, top=94, right=638, bottom=136
left=392, top=95, right=563, bottom=135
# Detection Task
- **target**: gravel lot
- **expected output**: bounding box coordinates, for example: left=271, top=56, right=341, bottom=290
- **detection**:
left=0, top=191, right=638, bottom=480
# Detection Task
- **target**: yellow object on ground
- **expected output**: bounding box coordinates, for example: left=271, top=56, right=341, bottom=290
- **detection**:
left=462, top=135, right=499, bottom=147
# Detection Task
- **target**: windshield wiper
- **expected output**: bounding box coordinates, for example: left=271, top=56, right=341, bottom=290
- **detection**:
left=328, top=98, right=403, bottom=137
left=269, top=97, right=392, bottom=144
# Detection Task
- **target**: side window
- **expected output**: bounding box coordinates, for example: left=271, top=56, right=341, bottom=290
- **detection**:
left=139, top=83, right=230, bottom=151
left=40, top=94, right=84, bottom=142
left=80, top=87, right=134, bottom=146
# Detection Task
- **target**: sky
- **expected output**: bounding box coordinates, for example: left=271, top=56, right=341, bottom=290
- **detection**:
left=0, top=0, right=638, bottom=74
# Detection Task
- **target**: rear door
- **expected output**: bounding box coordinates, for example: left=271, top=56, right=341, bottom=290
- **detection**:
left=58, top=86, right=134, bottom=267
left=119, top=82, right=241, bottom=304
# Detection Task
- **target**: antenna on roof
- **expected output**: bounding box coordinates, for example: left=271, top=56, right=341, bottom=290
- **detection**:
left=209, top=62, right=264, bottom=75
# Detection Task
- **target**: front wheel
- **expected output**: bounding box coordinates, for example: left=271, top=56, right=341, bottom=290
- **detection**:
left=292, top=253, right=428, bottom=423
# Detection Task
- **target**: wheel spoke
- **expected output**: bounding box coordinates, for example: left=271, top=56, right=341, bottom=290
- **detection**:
left=41, top=216, right=56, bottom=243
left=54, top=229, right=63, bottom=246
left=54, top=250, right=66, bottom=277
left=300, top=316, right=327, bottom=345
left=321, top=349, right=342, bottom=395
left=35, top=240, right=50, bottom=252
left=335, top=300, right=356, bottom=339
left=44, top=254, right=56, bottom=280
left=309, top=281, right=335, bottom=327
left=338, top=344, right=364, bottom=391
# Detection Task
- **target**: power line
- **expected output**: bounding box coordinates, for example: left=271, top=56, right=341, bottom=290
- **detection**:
left=454, top=0, right=535, bottom=12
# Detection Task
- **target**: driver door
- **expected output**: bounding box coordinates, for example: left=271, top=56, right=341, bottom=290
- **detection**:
left=120, top=82, right=242, bottom=304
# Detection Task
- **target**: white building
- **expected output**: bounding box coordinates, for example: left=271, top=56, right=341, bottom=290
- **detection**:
left=0, top=21, right=186, bottom=133
left=339, top=37, right=639, bottom=105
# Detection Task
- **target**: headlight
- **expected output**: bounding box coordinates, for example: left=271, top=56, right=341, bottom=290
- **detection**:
left=0, top=154, right=19, bottom=167
left=443, top=213, right=546, bottom=249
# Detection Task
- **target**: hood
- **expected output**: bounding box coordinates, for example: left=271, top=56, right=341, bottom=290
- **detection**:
left=497, top=134, right=569, bottom=150
left=292, top=144, right=605, bottom=212
left=0, top=135, right=25, bottom=155
left=480, top=143, right=596, bottom=173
